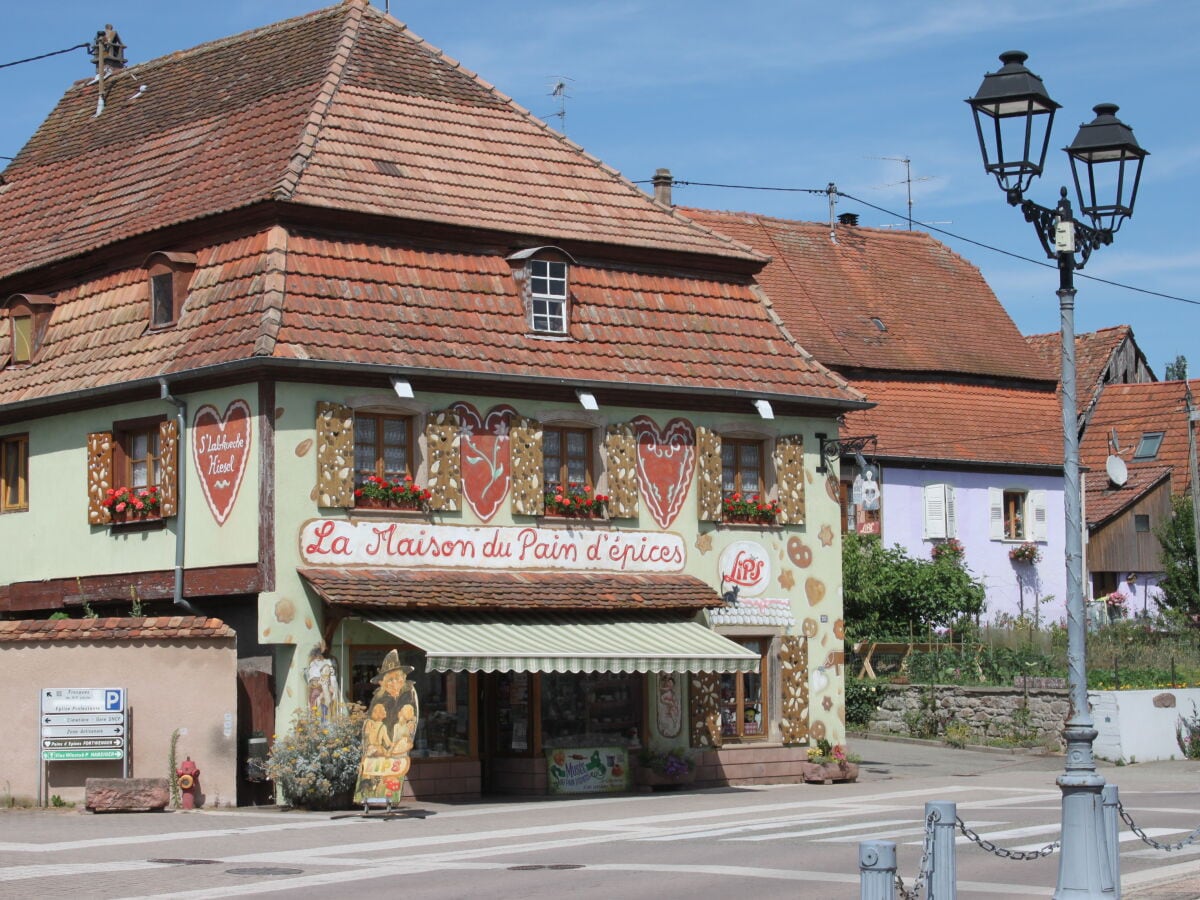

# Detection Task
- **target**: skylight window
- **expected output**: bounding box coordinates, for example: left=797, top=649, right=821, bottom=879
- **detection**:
left=1133, top=432, right=1164, bottom=460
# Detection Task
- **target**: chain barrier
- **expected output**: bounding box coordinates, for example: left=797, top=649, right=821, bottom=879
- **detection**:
left=1118, top=800, right=1200, bottom=852
left=957, top=816, right=1060, bottom=861
left=895, top=808, right=939, bottom=899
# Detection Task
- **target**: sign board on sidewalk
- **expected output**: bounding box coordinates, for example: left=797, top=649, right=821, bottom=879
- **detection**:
left=40, top=688, right=126, bottom=762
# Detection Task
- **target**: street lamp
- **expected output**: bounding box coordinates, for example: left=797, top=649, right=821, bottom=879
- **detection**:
left=967, top=51, right=1147, bottom=899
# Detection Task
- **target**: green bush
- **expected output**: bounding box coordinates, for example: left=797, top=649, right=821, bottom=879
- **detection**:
left=267, top=704, right=366, bottom=809
left=943, top=722, right=972, bottom=749
left=845, top=678, right=884, bottom=727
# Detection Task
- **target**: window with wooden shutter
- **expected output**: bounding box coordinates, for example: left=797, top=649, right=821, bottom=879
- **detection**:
left=424, top=409, right=461, bottom=512
left=772, top=434, right=805, bottom=525
left=1029, top=490, right=1048, bottom=541
left=316, top=401, right=355, bottom=507
left=695, top=426, right=723, bottom=521
left=87, top=431, right=113, bottom=524
left=158, top=419, right=179, bottom=518
left=1, top=433, right=28, bottom=513
left=602, top=423, right=638, bottom=519
left=509, top=416, right=544, bottom=516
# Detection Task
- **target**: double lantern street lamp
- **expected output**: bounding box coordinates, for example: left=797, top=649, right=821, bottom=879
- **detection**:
left=967, top=51, right=1147, bottom=898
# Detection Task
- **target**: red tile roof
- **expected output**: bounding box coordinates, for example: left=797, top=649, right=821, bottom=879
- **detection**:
left=842, top=380, right=1063, bottom=467
left=678, top=210, right=1055, bottom=383
left=0, top=227, right=863, bottom=407
left=0, top=1, right=758, bottom=283
left=1026, top=325, right=1148, bottom=420
left=300, top=568, right=724, bottom=611
left=0, top=616, right=235, bottom=643
left=1085, top=465, right=1172, bottom=528
left=1078, top=380, right=1199, bottom=497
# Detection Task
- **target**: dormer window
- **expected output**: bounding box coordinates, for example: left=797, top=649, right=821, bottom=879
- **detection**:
left=4, top=294, right=55, bottom=366
left=530, top=259, right=567, bottom=333
left=144, top=251, right=197, bottom=329
left=507, top=246, right=576, bottom=336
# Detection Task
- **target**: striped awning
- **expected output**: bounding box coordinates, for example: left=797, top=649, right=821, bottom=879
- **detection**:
left=366, top=612, right=759, bottom=675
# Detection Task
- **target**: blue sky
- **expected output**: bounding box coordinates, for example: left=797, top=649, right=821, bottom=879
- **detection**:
left=4, top=1, right=1196, bottom=377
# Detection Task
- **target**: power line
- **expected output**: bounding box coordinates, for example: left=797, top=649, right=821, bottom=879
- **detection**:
left=0, top=43, right=89, bottom=71
left=644, top=177, right=1200, bottom=309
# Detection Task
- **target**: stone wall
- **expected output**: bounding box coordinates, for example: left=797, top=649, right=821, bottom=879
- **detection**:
left=867, top=684, right=1070, bottom=746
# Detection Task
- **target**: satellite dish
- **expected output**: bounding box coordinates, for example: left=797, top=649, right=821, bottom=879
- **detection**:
left=1106, top=455, right=1128, bottom=487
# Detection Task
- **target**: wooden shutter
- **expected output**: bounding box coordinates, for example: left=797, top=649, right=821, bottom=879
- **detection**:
left=695, top=426, right=723, bottom=521
left=689, top=672, right=723, bottom=749
left=424, top=409, right=462, bottom=512
left=87, top=431, right=114, bottom=524
left=779, top=635, right=810, bottom=745
left=772, top=435, right=805, bottom=525
left=602, top=422, right=639, bottom=519
left=1030, top=490, right=1048, bottom=540
left=945, top=484, right=957, bottom=538
left=315, top=401, right=354, bottom=507
left=988, top=487, right=1004, bottom=540
left=509, top=416, right=544, bottom=516
left=158, top=418, right=180, bottom=518
left=923, top=483, right=948, bottom=539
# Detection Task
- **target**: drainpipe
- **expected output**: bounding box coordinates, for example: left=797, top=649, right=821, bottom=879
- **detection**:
left=159, top=378, right=197, bottom=614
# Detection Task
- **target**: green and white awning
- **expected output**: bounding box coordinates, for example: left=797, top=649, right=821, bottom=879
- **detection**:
left=367, top=612, right=759, bottom=675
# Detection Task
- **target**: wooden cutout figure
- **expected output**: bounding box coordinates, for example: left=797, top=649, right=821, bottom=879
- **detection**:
left=354, top=650, right=419, bottom=806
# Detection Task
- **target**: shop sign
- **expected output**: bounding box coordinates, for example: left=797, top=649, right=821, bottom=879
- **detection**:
left=718, top=540, right=770, bottom=597
left=301, top=521, right=686, bottom=572
left=192, top=399, right=252, bottom=525
left=545, top=747, right=629, bottom=794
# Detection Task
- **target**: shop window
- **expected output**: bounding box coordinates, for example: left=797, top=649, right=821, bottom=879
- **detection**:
left=540, top=673, right=639, bottom=746
left=1, top=433, right=28, bottom=512
left=719, top=638, right=769, bottom=741
left=350, top=647, right=475, bottom=758
left=354, top=413, right=414, bottom=488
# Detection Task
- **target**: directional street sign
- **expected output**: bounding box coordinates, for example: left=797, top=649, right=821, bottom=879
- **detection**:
left=41, top=724, right=124, bottom=738
left=41, top=688, right=124, bottom=714
left=42, top=713, right=124, bottom=726
left=42, top=749, right=124, bottom=761
left=42, top=738, right=124, bottom=749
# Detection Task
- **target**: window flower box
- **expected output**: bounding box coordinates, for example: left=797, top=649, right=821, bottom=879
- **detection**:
left=634, top=748, right=696, bottom=791
left=354, top=474, right=431, bottom=510
left=721, top=493, right=780, bottom=525
left=103, top=486, right=161, bottom=521
left=1008, top=541, right=1042, bottom=564
left=544, top=482, right=608, bottom=518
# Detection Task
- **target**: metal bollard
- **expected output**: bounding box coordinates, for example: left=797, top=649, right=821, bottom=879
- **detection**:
left=859, top=839, right=897, bottom=900
left=927, top=800, right=958, bottom=899
left=1102, top=783, right=1121, bottom=899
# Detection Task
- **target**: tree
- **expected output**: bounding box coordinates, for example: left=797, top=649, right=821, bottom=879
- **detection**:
left=842, top=534, right=985, bottom=639
left=1165, top=355, right=1188, bottom=381
left=1155, top=494, right=1198, bottom=615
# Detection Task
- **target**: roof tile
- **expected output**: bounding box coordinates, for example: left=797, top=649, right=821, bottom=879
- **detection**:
left=0, top=616, right=235, bottom=643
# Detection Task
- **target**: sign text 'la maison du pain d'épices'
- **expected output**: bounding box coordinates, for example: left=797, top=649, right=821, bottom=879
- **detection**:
left=300, top=521, right=686, bottom=572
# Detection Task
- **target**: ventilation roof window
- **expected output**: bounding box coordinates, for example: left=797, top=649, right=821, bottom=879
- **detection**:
left=1133, top=432, right=1164, bottom=460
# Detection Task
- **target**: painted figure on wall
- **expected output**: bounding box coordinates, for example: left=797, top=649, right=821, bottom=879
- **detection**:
left=354, top=649, right=420, bottom=806
left=656, top=673, right=682, bottom=738
left=305, top=646, right=341, bottom=721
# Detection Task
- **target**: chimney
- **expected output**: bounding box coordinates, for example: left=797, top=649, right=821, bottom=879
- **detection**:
left=838, top=212, right=859, bottom=227
left=652, top=168, right=673, bottom=207
left=91, top=25, right=127, bottom=72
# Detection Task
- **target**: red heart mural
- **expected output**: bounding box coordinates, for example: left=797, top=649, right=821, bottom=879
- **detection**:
left=192, top=400, right=252, bottom=526
left=452, top=402, right=516, bottom=522
left=633, top=415, right=696, bottom=528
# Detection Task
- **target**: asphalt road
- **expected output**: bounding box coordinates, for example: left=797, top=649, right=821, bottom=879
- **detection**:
left=3, top=737, right=1200, bottom=899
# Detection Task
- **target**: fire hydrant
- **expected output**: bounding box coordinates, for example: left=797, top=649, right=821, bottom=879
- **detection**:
left=177, top=756, right=201, bottom=809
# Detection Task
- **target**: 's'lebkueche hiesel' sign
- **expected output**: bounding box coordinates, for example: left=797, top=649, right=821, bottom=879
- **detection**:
left=300, top=520, right=686, bottom=572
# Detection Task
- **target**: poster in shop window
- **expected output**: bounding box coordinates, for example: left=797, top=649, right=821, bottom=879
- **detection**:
left=545, top=747, right=629, bottom=794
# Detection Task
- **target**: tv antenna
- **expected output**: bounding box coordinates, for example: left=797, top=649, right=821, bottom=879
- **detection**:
left=546, top=76, right=574, bottom=134
left=869, top=155, right=937, bottom=230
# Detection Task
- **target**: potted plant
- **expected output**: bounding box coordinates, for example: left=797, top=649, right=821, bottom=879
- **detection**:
left=634, top=746, right=697, bottom=790
left=544, top=482, right=609, bottom=518
left=1105, top=590, right=1128, bottom=619
left=931, top=538, right=965, bottom=563
left=354, top=474, right=432, bottom=510
left=266, top=703, right=366, bottom=810
left=103, top=486, right=161, bottom=521
left=1008, top=541, right=1042, bottom=564
left=721, top=492, right=781, bottom=524
left=800, top=739, right=860, bottom=784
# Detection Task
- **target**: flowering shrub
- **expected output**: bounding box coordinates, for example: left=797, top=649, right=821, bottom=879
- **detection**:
left=1008, top=541, right=1042, bottom=564
left=355, top=474, right=432, bottom=508
left=1177, top=702, right=1200, bottom=760
left=931, top=538, right=965, bottom=563
left=806, top=739, right=861, bottom=765
left=637, top=746, right=695, bottom=777
left=103, top=486, right=160, bottom=518
left=266, top=703, right=366, bottom=809
left=722, top=492, right=781, bottom=524
left=544, top=482, right=609, bottom=517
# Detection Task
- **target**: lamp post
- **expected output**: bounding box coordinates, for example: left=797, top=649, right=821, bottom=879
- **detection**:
left=967, top=51, right=1147, bottom=899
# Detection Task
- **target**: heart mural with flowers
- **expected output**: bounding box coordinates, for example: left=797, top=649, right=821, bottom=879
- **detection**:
left=452, top=401, right=517, bottom=522
left=192, top=399, right=252, bottom=525
left=632, top=415, right=696, bottom=528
